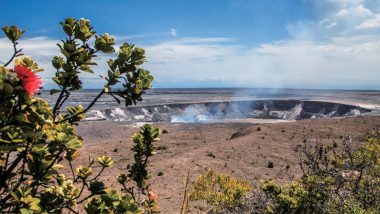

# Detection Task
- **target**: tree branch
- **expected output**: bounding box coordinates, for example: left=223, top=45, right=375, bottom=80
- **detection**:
left=56, top=89, right=105, bottom=124
left=52, top=85, right=67, bottom=119
left=3, top=42, right=22, bottom=67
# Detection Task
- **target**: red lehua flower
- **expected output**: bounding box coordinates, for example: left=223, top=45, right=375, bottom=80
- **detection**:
left=13, top=65, right=42, bottom=97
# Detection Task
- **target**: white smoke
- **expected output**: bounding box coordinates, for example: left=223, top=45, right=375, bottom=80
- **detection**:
left=171, top=105, right=213, bottom=123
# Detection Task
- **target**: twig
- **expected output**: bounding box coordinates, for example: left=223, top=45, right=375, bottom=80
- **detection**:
left=181, top=171, right=190, bottom=214
left=3, top=42, right=22, bottom=67
left=56, top=89, right=105, bottom=124
left=69, top=160, right=76, bottom=180
left=77, top=193, right=94, bottom=204
left=53, top=86, right=67, bottom=119
left=202, top=207, right=215, bottom=214
left=56, top=90, right=70, bottom=112
left=66, top=207, right=79, bottom=214
left=91, top=166, right=105, bottom=181
left=30, top=149, right=64, bottom=190
left=0, top=154, right=23, bottom=189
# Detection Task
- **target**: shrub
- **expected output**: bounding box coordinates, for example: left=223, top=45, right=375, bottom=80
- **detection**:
left=189, top=169, right=252, bottom=212
left=262, top=176, right=334, bottom=213
left=267, top=161, right=274, bottom=168
left=261, top=133, right=380, bottom=214
left=207, top=151, right=216, bottom=158
left=0, top=18, right=159, bottom=213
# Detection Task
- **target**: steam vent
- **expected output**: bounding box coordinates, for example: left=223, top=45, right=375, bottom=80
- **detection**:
left=86, top=100, right=371, bottom=123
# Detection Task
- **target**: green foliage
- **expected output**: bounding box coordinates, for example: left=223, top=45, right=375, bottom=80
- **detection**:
left=51, top=17, right=154, bottom=121
left=117, top=124, right=161, bottom=213
left=128, top=124, right=160, bottom=189
left=0, top=18, right=159, bottom=213
left=97, top=155, right=114, bottom=168
left=64, top=105, right=86, bottom=124
left=1, top=26, right=24, bottom=42
left=95, top=33, right=116, bottom=53
left=16, top=57, right=44, bottom=73
left=262, top=176, right=334, bottom=214
left=189, top=169, right=252, bottom=212
left=262, top=133, right=380, bottom=214
left=85, top=189, right=140, bottom=214
left=76, top=165, right=94, bottom=179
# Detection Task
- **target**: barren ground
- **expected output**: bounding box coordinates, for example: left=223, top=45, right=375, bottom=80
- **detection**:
left=74, top=116, right=380, bottom=213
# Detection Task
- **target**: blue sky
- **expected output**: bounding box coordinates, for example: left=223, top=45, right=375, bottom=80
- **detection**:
left=1, top=0, right=380, bottom=89
left=1, top=0, right=313, bottom=45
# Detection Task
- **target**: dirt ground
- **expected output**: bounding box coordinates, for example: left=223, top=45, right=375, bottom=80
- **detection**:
left=74, top=116, right=380, bottom=213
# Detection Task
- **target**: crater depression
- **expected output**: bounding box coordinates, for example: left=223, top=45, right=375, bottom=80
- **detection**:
left=85, top=100, right=371, bottom=123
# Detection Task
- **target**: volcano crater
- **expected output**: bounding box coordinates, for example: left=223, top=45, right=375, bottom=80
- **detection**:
left=86, top=100, right=371, bottom=123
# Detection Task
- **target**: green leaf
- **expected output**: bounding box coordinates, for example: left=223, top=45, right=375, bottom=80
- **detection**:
left=2, top=26, right=25, bottom=42
left=52, top=56, right=65, bottom=70
left=97, top=155, right=113, bottom=168
left=65, top=136, right=83, bottom=149
left=76, top=166, right=93, bottom=179
left=89, top=180, right=106, bottom=195
left=10, top=191, right=19, bottom=202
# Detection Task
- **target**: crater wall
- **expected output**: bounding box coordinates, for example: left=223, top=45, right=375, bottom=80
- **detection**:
left=85, top=100, right=371, bottom=123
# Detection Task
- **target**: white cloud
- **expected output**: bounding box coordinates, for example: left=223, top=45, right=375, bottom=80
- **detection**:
left=1, top=0, right=380, bottom=89
left=145, top=37, right=240, bottom=64
left=327, top=0, right=364, bottom=5
left=286, top=21, right=314, bottom=40
left=289, top=1, right=380, bottom=39
left=1, top=32, right=380, bottom=89
left=144, top=35, right=380, bottom=89
left=0, top=37, right=103, bottom=88
left=357, top=14, right=380, bottom=29
left=169, top=28, right=177, bottom=37
left=0, top=37, right=58, bottom=76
